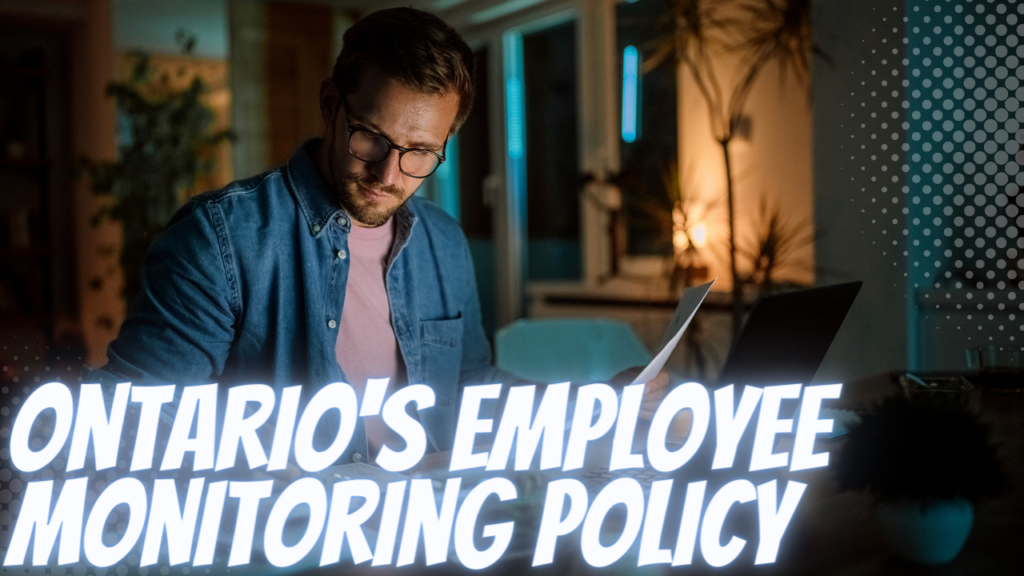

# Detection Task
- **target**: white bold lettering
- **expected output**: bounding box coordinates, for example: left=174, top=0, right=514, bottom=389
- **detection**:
left=130, top=385, right=175, bottom=471
left=755, top=480, right=807, bottom=564
left=609, top=384, right=645, bottom=470
left=161, top=384, right=218, bottom=471
left=563, top=384, right=618, bottom=471
left=712, top=385, right=763, bottom=470
left=750, top=384, right=802, bottom=471
left=140, top=478, right=205, bottom=566
left=533, top=478, right=588, bottom=566
left=192, top=480, right=228, bottom=566
left=3, top=478, right=87, bottom=566
left=372, top=481, right=407, bottom=566
left=450, top=384, right=502, bottom=471
left=581, top=477, right=645, bottom=567
left=264, top=478, right=327, bottom=567
left=377, top=384, right=435, bottom=472
left=672, top=480, right=707, bottom=566
left=227, top=480, right=274, bottom=566
left=700, top=479, right=756, bottom=567
left=83, top=478, right=148, bottom=567
left=11, top=382, right=74, bottom=472
left=648, top=382, right=710, bottom=472
left=637, top=479, right=674, bottom=566
left=267, top=385, right=302, bottom=471
left=321, top=479, right=380, bottom=566
left=293, top=383, right=358, bottom=472
left=791, top=384, right=843, bottom=471
left=487, top=382, right=569, bottom=471
left=216, top=384, right=275, bottom=470
left=67, top=383, right=130, bottom=471
left=453, top=478, right=517, bottom=570
left=396, top=478, right=462, bottom=566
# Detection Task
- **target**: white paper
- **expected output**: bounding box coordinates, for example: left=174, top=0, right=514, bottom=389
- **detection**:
left=630, top=279, right=716, bottom=385
left=564, top=280, right=716, bottom=432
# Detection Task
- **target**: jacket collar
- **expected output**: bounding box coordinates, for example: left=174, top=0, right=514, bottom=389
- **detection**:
left=287, top=139, right=417, bottom=241
left=287, top=139, right=348, bottom=238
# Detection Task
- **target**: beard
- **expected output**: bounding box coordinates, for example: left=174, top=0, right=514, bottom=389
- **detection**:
left=326, top=136, right=408, bottom=227
left=336, top=173, right=407, bottom=227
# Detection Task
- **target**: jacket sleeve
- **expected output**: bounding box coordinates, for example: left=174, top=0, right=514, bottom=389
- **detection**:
left=82, top=198, right=238, bottom=387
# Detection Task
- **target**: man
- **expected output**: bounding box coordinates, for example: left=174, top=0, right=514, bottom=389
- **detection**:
left=85, top=7, right=666, bottom=463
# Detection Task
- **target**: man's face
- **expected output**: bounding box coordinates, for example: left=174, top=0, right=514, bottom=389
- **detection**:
left=319, top=67, right=460, bottom=227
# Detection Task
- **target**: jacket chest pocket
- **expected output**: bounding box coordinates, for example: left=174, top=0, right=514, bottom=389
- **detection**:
left=418, top=316, right=462, bottom=450
left=419, top=316, right=463, bottom=399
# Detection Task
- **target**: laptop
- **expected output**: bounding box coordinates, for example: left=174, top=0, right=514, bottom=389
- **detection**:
left=715, top=281, right=863, bottom=387
left=577, top=281, right=863, bottom=490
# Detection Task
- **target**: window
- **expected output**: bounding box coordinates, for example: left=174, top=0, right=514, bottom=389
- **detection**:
left=616, top=0, right=679, bottom=256
left=523, top=20, right=581, bottom=280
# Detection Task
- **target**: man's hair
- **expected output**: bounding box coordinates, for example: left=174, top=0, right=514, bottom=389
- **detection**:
left=332, top=7, right=475, bottom=133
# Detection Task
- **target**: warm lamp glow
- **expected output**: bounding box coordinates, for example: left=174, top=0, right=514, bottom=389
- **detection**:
left=673, top=230, right=689, bottom=250
left=672, top=203, right=708, bottom=253
left=692, top=223, right=707, bottom=248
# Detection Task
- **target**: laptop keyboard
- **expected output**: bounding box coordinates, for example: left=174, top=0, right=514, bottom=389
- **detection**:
left=579, top=466, right=672, bottom=494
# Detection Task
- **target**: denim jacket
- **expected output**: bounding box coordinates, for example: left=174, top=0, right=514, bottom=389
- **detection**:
left=84, top=140, right=513, bottom=462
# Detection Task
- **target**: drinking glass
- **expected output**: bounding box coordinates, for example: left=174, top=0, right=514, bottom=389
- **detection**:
left=966, top=345, right=1024, bottom=392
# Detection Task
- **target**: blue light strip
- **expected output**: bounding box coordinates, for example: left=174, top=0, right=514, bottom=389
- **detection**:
left=507, top=77, right=524, bottom=159
left=622, top=45, right=639, bottom=143
left=503, top=30, right=527, bottom=318
left=436, top=132, right=460, bottom=222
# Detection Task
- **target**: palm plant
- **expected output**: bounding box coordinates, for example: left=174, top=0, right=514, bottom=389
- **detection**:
left=645, top=0, right=821, bottom=336
left=738, top=195, right=814, bottom=293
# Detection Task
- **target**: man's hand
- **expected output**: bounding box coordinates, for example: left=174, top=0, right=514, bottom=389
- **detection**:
left=608, top=366, right=670, bottom=421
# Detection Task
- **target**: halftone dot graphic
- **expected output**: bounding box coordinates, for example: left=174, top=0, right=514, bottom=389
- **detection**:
left=849, top=0, right=1024, bottom=343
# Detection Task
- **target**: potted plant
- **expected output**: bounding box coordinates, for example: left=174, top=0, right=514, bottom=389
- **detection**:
left=81, top=32, right=233, bottom=312
left=834, top=394, right=1005, bottom=565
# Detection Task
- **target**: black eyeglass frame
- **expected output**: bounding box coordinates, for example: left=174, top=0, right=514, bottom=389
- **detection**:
left=339, top=96, right=448, bottom=179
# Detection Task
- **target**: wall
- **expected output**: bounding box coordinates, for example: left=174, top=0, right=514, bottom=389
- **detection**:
left=811, top=0, right=908, bottom=382
left=228, top=0, right=338, bottom=179
left=229, top=0, right=270, bottom=179
left=113, top=0, right=227, bottom=58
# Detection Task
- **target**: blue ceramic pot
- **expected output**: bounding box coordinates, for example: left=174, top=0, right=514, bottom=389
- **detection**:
left=873, top=498, right=974, bottom=565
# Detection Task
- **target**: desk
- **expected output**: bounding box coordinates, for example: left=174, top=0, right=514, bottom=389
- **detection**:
left=764, top=372, right=1024, bottom=575
left=300, top=375, right=1023, bottom=575
left=410, top=373, right=1023, bottom=575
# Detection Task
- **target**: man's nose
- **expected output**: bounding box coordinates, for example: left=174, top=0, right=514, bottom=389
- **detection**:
left=370, top=148, right=403, bottom=187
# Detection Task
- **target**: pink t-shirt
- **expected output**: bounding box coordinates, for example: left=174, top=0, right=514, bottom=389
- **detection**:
left=335, top=218, right=405, bottom=457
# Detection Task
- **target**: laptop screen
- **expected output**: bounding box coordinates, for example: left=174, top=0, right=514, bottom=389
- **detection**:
left=714, top=281, right=862, bottom=386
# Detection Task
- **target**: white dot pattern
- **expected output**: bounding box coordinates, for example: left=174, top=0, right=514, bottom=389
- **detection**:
left=894, top=0, right=1021, bottom=342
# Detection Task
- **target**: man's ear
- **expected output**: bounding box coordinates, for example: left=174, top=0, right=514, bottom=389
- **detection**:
left=319, top=77, right=340, bottom=126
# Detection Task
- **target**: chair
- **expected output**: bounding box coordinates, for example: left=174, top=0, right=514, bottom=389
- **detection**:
left=495, top=318, right=653, bottom=384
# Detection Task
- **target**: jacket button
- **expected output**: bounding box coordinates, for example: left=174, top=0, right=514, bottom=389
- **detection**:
left=313, top=224, right=321, bottom=233
left=352, top=452, right=362, bottom=462
left=328, top=319, right=337, bottom=329
left=337, top=216, right=348, bottom=226
left=337, top=249, right=347, bottom=260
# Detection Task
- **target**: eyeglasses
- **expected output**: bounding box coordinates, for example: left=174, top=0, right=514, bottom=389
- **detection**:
left=340, top=96, right=447, bottom=179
